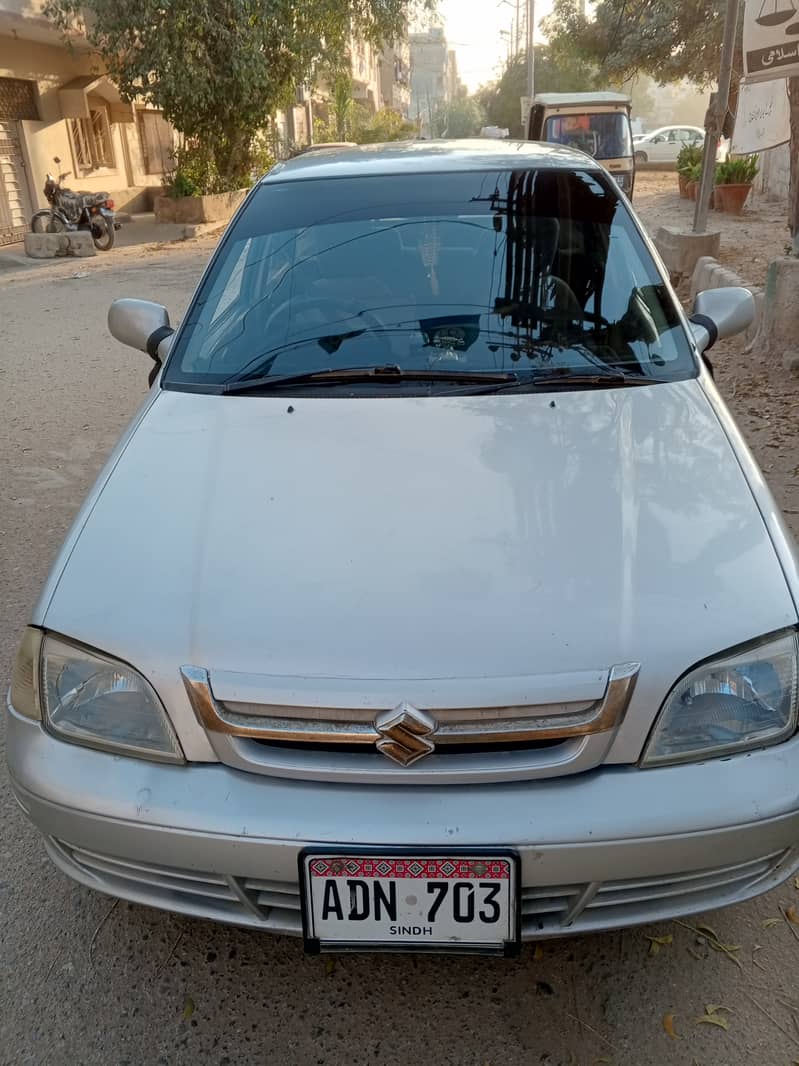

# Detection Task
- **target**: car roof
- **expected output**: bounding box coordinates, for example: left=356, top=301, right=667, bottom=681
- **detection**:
left=533, top=91, right=632, bottom=106
left=648, top=125, right=704, bottom=133
left=262, top=138, right=603, bottom=183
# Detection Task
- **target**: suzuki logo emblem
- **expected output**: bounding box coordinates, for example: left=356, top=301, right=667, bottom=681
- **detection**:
left=374, top=703, right=437, bottom=766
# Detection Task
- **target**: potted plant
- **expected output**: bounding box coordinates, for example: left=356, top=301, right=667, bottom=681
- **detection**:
left=677, top=144, right=703, bottom=199
left=685, top=162, right=702, bottom=201
left=714, top=155, right=759, bottom=215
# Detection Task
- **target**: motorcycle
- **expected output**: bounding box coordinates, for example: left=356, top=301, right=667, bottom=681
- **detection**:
left=30, top=158, right=120, bottom=251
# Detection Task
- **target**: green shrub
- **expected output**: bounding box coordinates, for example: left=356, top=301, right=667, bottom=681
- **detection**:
left=686, top=162, right=702, bottom=182
left=677, top=143, right=703, bottom=177
left=715, top=154, right=759, bottom=185
left=164, top=142, right=218, bottom=197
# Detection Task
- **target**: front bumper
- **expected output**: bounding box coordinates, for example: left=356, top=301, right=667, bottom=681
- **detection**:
left=7, top=706, right=799, bottom=940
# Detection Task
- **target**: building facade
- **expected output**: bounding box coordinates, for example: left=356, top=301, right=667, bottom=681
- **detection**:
left=409, top=27, right=451, bottom=135
left=379, top=42, right=411, bottom=117
left=0, top=0, right=174, bottom=244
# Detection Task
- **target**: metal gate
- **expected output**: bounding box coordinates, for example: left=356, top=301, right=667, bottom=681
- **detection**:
left=0, top=78, right=38, bottom=246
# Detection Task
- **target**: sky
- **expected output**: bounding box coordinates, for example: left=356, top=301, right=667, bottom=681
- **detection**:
left=438, top=0, right=556, bottom=92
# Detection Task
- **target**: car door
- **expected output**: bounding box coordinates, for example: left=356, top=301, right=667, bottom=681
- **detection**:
left=661, top=128, right=684, bottom=162
left=647, top=130, right=671, bottom=162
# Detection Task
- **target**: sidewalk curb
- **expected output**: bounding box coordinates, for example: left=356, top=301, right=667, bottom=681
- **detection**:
left=690, top=255, right=764, bottom=346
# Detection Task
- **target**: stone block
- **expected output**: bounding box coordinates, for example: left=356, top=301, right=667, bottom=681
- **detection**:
left=782, top=350, right=799, bottom=374
left=655, top=227, right=722, bottom=280
left=24, top=231, right=96, bottom=259
left=690, top=255, right=718, bottom=298
left=758, top=257, right=799, bottom=358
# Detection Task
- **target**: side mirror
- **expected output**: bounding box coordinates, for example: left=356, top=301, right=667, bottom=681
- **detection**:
left=108, top=298, right=175, bottom=361
left=689, top=287, right=755, bottom=354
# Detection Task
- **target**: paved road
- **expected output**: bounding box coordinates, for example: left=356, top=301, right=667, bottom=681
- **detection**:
left=2, top=189, right=799, bottom=1065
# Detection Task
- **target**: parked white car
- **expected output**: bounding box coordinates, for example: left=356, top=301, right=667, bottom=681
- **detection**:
left=634, top=125, right=729, bottom=164
left=8, top=140, right=799, bottom=956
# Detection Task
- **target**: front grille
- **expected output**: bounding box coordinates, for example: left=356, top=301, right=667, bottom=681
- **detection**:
left=180, top=663, right=640, bottom=783
left=48, top=839, right=795, bottom=940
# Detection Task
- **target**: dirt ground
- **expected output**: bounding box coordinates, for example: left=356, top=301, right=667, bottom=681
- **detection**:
left=1, top=175, right=799, bottom=1066
left=634, top=170, right=791, bottom=290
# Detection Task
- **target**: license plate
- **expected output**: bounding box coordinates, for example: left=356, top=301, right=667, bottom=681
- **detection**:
left=300, top=850, right=519, bottom=954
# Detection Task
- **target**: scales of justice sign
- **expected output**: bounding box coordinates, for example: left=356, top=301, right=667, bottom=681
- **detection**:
left=744, top=0, right=799, bottom=80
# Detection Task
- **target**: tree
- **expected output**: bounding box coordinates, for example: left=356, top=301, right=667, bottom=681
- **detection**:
left=477, top=46, right=604, bottom=138
left=542, top=0, right=736, bottom=87
left=43, top=0, right=430, bottom=190
left=432, top=95, right=485, bottom=138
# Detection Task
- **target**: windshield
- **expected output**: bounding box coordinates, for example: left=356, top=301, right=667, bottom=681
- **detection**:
left=164, top=167, right=695, bottom=393
left=543, top=113, right=633, bottom=161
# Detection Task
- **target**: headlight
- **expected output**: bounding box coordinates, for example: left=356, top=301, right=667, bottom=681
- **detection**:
left=10, top=628, right=184, bottom=763
left=642, top=630, right=799, bottom=767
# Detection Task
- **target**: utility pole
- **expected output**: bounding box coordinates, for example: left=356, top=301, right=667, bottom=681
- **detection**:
left=527, top=0, right=535, bottom=100
left=515, top=0, right=521, bottom=57
left=791, top=76, right=799, bottom=255
left=693, top=0, right=739, bottom=234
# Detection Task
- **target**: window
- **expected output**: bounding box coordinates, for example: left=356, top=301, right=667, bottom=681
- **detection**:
left=137, top=110, right=175, bottom=175
left=164, top=168, right=696, bottom=391
left=543, top=113, right=632, bottom=161
left=69, top=105, right=114, bottom=171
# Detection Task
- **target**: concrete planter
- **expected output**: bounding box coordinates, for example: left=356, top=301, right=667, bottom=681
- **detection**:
left=154, top=189, right=248, bottom=225
left=714, top=183, right=752, bottom=216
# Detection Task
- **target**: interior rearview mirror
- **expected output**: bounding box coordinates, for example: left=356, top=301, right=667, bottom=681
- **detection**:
left=689, top=287, right=755, bottom=354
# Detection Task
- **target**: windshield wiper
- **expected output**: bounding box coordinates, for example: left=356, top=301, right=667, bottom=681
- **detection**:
left=221, top=364, right=519, bottom=395
left=462, top=367, right=663, bottom=395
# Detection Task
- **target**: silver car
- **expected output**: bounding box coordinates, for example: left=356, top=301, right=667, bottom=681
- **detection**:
left=7, top=141, right=799, bottom=956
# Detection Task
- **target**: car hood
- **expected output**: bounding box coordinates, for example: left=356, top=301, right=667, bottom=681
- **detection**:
left=43, top=382, right=795, bottom=748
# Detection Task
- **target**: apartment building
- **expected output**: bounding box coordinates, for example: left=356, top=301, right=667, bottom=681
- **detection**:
left=409, top=27, right=451, bottom=135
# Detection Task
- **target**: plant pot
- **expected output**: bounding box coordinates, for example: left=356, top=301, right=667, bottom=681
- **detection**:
left=154, top=189, right=248, bottom=225
left=715, top=183, right=752, bottom=216
left=678, top=173, right=690, bottom=198
left=686, top=181, right=699, bottom=202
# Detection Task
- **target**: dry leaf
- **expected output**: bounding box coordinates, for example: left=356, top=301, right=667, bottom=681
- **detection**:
left=696, top=923, right=720, bottom=941
left=705, top=1004, right=733, bottom=1015
left=533, top=943, right=544, bottom=961
left=663, top=1013, right=680, bottom=1040
left=325, top=957, right=336, bottom=976
left=696, top=1014, right=730, bottom=1030
left=182, top=996, right=195, bottom=1021
left=793, top=877, right=799, bottom=890
left=786, top=905, right=799, bottom=926
left=645, top=933, right=673, bottom=957
left=763, top=917, right=783, bottom=928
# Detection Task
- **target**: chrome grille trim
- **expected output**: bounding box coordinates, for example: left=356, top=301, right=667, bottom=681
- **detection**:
left=181, top=662, right=640, bottom=747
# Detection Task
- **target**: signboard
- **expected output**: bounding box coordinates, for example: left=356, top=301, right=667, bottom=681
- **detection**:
left=743, top=0, right=799, bottom=82
left=732, top=78, right=791, bottom=153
